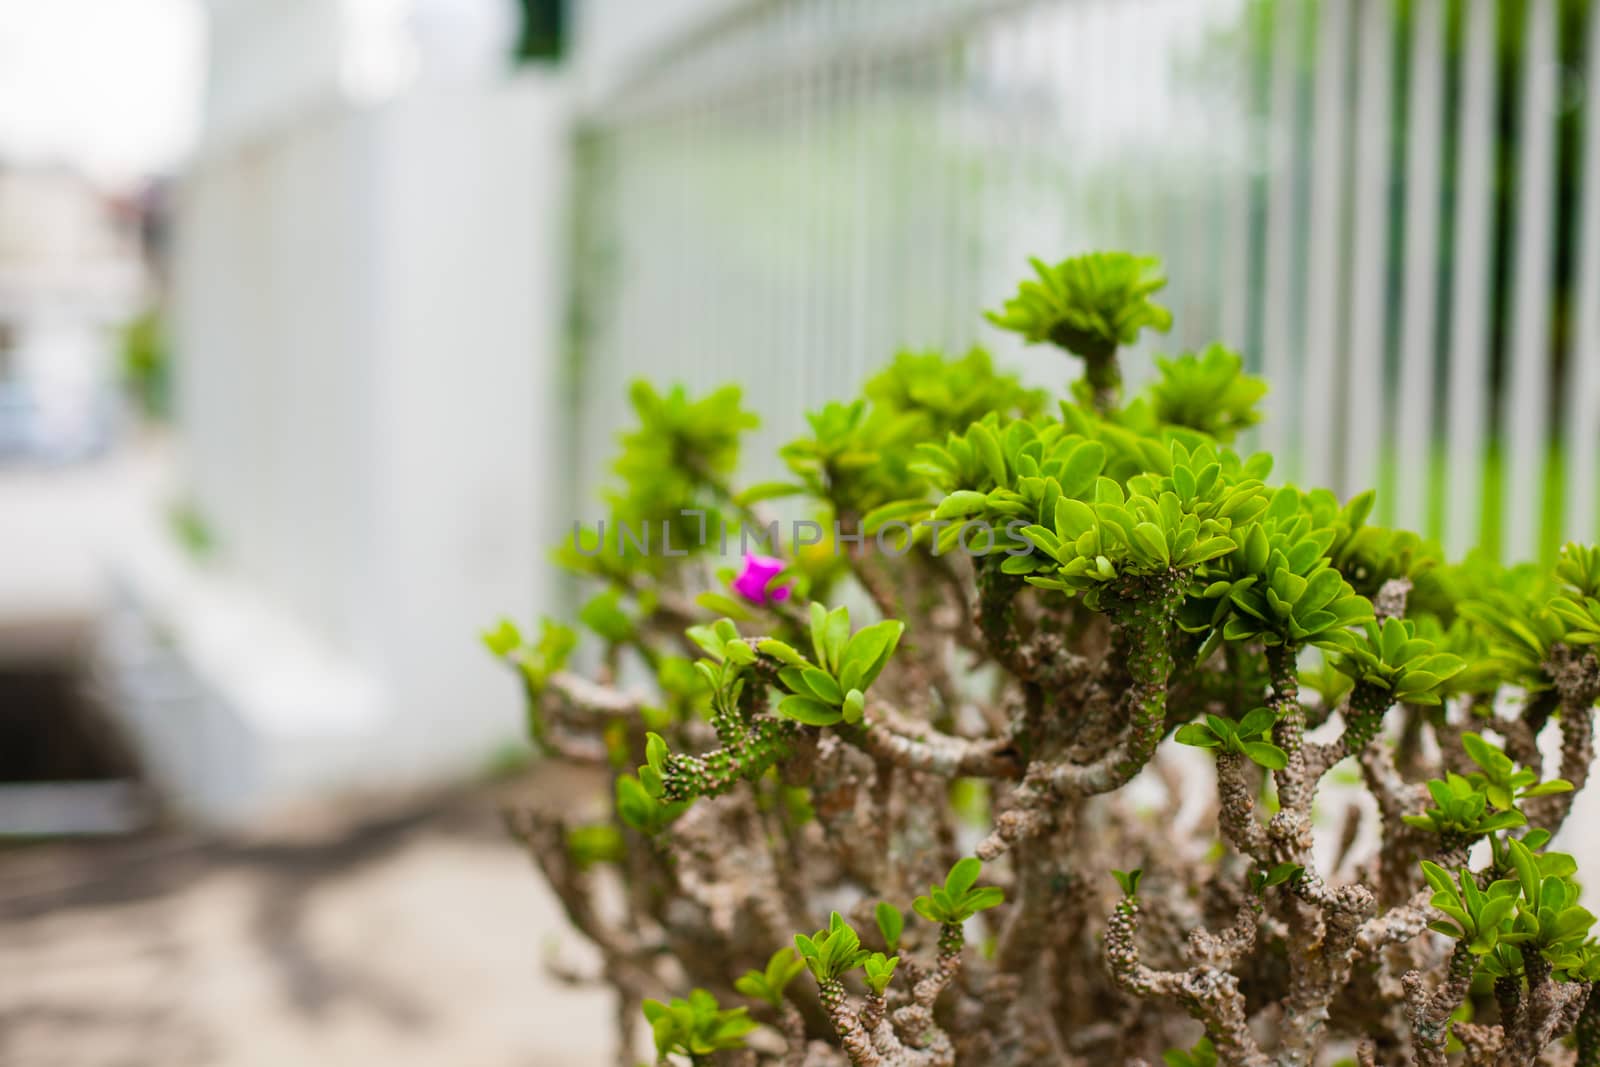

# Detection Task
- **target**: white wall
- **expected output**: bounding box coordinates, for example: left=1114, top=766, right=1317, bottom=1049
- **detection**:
left=118, top=69, right=570, bottom=822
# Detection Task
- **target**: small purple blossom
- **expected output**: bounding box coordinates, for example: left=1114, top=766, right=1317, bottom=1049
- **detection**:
left=731, top=552, right=792, bottom=605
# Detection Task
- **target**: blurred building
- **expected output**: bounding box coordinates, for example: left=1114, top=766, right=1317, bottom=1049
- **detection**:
left=99, top=0, right=573, bottom=823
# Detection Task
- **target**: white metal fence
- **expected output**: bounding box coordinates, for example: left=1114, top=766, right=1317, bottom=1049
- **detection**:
left=571, top=0, right=1600, bottom=563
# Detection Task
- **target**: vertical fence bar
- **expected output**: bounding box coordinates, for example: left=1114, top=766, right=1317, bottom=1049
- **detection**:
left=1299, top=0, right=1353, bottom=487
left=1502, top=0, right=1560, bottom=562
left=1567, top=5, right=1600, bottom=544
left=1343, top=0, right=1395, bottom=500
left=1444, top=0, right=1498, bottom=558
left=1394, top=0, right=1445, bottom=535
left=1258, top=0, right=1304, bottom=458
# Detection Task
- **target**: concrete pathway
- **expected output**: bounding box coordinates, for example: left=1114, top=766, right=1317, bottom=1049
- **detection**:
left=0, top=785, right=616, bottom=1067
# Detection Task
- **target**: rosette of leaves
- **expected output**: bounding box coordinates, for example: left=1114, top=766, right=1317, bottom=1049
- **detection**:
left=734, top=948, right=807, bottom=1011
left=642, top=989, right=758, bottom=1062
left=1555, top=542, right=1600, bottom=599
left=1419, top=861, right=1523, bottom=956
left=795, top=912, right=873, bottom=983
left=762, top=604, right=904, bottom=727
left=1332, top=617, right=1466, bottom=707
left=912, top=858, right=1005, bottom=924
left=776, top=399, right=928, bottom=517
left=1500, top=839, right=1599, bottom=979
left=862, top=347, right=1048, bottom=435
left=1548, top=543, right=1600, bottom=646
left=985, top=252, right=1173, bottom=359
left=1182, top=488, right=1374, bottom=652
left=1459, top=732, right=1573, bottom=811
left=562, top=382, right=758, bottom=577
left=1174, top=707, right=1289, bottom=771
left=775, top=351, right=1046, bottom=519
left=1455, top=573, right=1565, bottom=692
left=1020, top=476, right=1240, bottom=607
left=1139, top=343, right=1267, bottom=442
left=871, top=415, right=1105, bottom=558
left=1403, top=773, right=1527, bottom=838
left=862, top=952, right=899, bottom=995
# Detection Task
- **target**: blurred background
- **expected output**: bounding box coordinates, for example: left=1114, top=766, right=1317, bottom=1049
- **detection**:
left=3, top=0, right=1600, bottom=1063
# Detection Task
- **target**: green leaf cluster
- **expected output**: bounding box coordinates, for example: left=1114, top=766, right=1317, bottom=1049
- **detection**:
left=912, top=858, right=1005, bottom=924
left=1184, top=488, right=1374, bottom=650
left=1174, top=707, right=1289, bottom=771
left=642, top=989, right=758, bottom=1060
left=795, top=912, right=874, bottom=983
left=733, top=948, right=807, bottom=1010
left=778, top=349, right=1044, bottom=516
left=985, top=252, right=1173, bottom=358
left=1141, top=343, right=1266, bottom=442
left=1332, top=617, right=1465, bottom=706
left=1423, top=839, right=1599, bottom=980
left=767, top=605, right=902, bottom=727
left=1402, top=773, right=1527, bottom=838
left=1459, top=732, right=1573, bottom=812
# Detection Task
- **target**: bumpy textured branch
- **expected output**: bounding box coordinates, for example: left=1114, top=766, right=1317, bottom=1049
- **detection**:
left=1105, top=897, right=1269, bottom=1067
left=848, top=706, right=1024, bottom=779
left=1403, top=941, right=1474, bottom=1067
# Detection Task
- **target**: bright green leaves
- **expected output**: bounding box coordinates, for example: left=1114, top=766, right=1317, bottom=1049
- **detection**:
left=795, top=912, right=873, bottom=983
left=1023, top=463, right=1238, bottom=605
left=790, top=915, right=900, bottom=999
left=1184, top=491, right=1373, bottom=651
left=1460, top=732, right=1573, bottom=812
left=1549, top=544, right=1600, bottom=647
left=1402, top=773, right=1527, bottom=839
left=1111, top=868, right=1144, bottom=898
left=863, top=348, right=1049, bottom=433
left=1174, top=707, right=1289, bottom=771
left=1143, top=344, right=1267, bottom=443
left=1423, top=841, right=1599, bottom=979
left=912, top=858, right=1005, bottom=924
left=481, top=618, right=577, bottom=696
left=734, top=948, right=807, bottom=1011
left=780, top=349, right=1045, bottom=517
left=563, top=382, right=758, bottom=579
left=482, top=618, right=578, bottom=747
left=862, top=952, right=900, bottom=996
left=642, top=989, right=758, bottom=1060
left=481, top=618, right=523, bottom=658
left=1333, top=617, right=1465, bottom=706
left=985, top=252, right=1173, bottom=359
left=1420, top=861, right=1524, bottom=957
left=770, top=605, right=903, bottom=728
left=1555, top=542, right=1600, bottom=600
left=615, top=773, right=689, bottom=835
left=874, top=902, right=905, bottom=952
left=1500, top=838, right=1599, bottom=977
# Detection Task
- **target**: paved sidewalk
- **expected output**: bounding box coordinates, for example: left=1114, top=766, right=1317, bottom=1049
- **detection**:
left=0, top=784, right=616, bottom=1067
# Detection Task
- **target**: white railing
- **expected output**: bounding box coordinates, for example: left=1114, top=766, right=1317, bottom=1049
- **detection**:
left=571, top=0, right=1600, bottom=563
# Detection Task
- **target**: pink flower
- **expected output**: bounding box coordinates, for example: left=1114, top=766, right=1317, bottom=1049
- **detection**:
left=731, top=552, right=792, bottom=605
